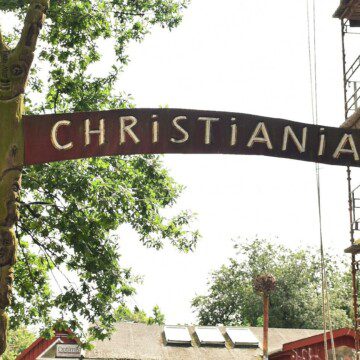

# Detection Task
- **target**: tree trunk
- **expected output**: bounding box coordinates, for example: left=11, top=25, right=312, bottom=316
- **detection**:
left=0, top=1, right=48, bottom=354
left=0, top=96, right=24, bottom=355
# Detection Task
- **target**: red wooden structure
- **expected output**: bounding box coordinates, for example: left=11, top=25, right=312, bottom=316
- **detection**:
left=17, top=329, right=77, bottom=360
left=270, top=328, right=356, bottom=359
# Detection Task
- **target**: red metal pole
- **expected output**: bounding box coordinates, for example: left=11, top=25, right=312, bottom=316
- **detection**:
left=263, top=293, right=269, bottom=360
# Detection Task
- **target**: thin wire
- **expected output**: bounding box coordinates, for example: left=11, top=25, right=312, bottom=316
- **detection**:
left=310, top=0, right=336, bottom=354
left=306, top=1, right=336, bottom=358
left=312, top=0, right=336, bottom=356
left=306, top=2, right=327, bottom=358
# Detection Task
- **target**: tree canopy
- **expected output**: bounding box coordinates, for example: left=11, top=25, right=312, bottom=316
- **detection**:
left=0, top=0, right=197, bottom=346
left=2, top=0, right=189, bottom=113
left=3, top=327, right=35, bottom=360
left=115, top=304, right=165, bottom=325
left=192, top=238, right=353, bottom=329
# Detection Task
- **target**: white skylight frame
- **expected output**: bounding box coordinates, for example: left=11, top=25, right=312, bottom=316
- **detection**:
left=164, top=325, right=192, bottom=345
left=195, top=326, right=225, bottom=346
left=226, top=327, right=259, bottom=347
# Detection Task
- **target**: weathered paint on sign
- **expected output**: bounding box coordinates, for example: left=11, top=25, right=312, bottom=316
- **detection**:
left=23, top=108, right=360, bottom=167
left=56, top=344, right=81, bottom=358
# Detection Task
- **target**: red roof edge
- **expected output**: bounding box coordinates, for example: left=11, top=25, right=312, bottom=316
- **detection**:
left=282, top=328, right=355, bottom=352
left=16, top=336, right=47, bottom=360
left=17, top=329, right=77, bottom=360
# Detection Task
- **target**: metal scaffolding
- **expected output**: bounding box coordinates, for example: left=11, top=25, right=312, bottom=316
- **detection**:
left=335, top=1, right=360, bottom=357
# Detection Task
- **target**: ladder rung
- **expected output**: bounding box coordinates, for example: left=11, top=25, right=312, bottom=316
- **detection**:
left=346, top=55, right=360, bottom=82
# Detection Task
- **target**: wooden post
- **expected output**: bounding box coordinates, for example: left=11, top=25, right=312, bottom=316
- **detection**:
left=253, top=274, right=276, bottom=360
left=0, top=1, right=48, bottom=355
left=263, top=293, right=269, bottom=360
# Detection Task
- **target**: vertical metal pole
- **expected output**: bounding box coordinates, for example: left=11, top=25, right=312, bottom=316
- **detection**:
left=354, top=82, right=358, bottom=110
left=341, top=20, right=348, bottom=117
left=347, top=167, right=360, bottom=359
left=263, top=293, right=269, bottom=360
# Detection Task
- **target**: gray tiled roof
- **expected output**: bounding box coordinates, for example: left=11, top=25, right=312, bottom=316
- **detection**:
left=85, top=323, right=322, bottom=360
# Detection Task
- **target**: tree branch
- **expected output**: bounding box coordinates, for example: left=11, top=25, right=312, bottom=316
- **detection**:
left=0, top=1, right=49, bottom=100
left=17, top=234, right=37, bottom=286
left=15, top=0, right=49, bottom=54
left=20, top=200, right=58, bottom=208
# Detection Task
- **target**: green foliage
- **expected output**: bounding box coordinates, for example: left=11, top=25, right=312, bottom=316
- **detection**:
left=115, top=304, right=165, bottom=325
left=0, top=0, right=197, bottom=347
left=192, top=238, right=353, bottom=329
left=14, top=155, right=198, bottom=342
left=1, top=0, right=189, bottom=113
left=3, top=327, right=36, bottom=360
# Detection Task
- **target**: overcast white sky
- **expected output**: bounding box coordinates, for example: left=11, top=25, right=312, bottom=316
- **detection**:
left=1, top=0, right=357, bottom=327
left=115, top=0, right=360, bottom=325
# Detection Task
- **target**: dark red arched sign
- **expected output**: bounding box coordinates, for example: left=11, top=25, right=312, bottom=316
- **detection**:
left=24, top=108, right=360, bottom=167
